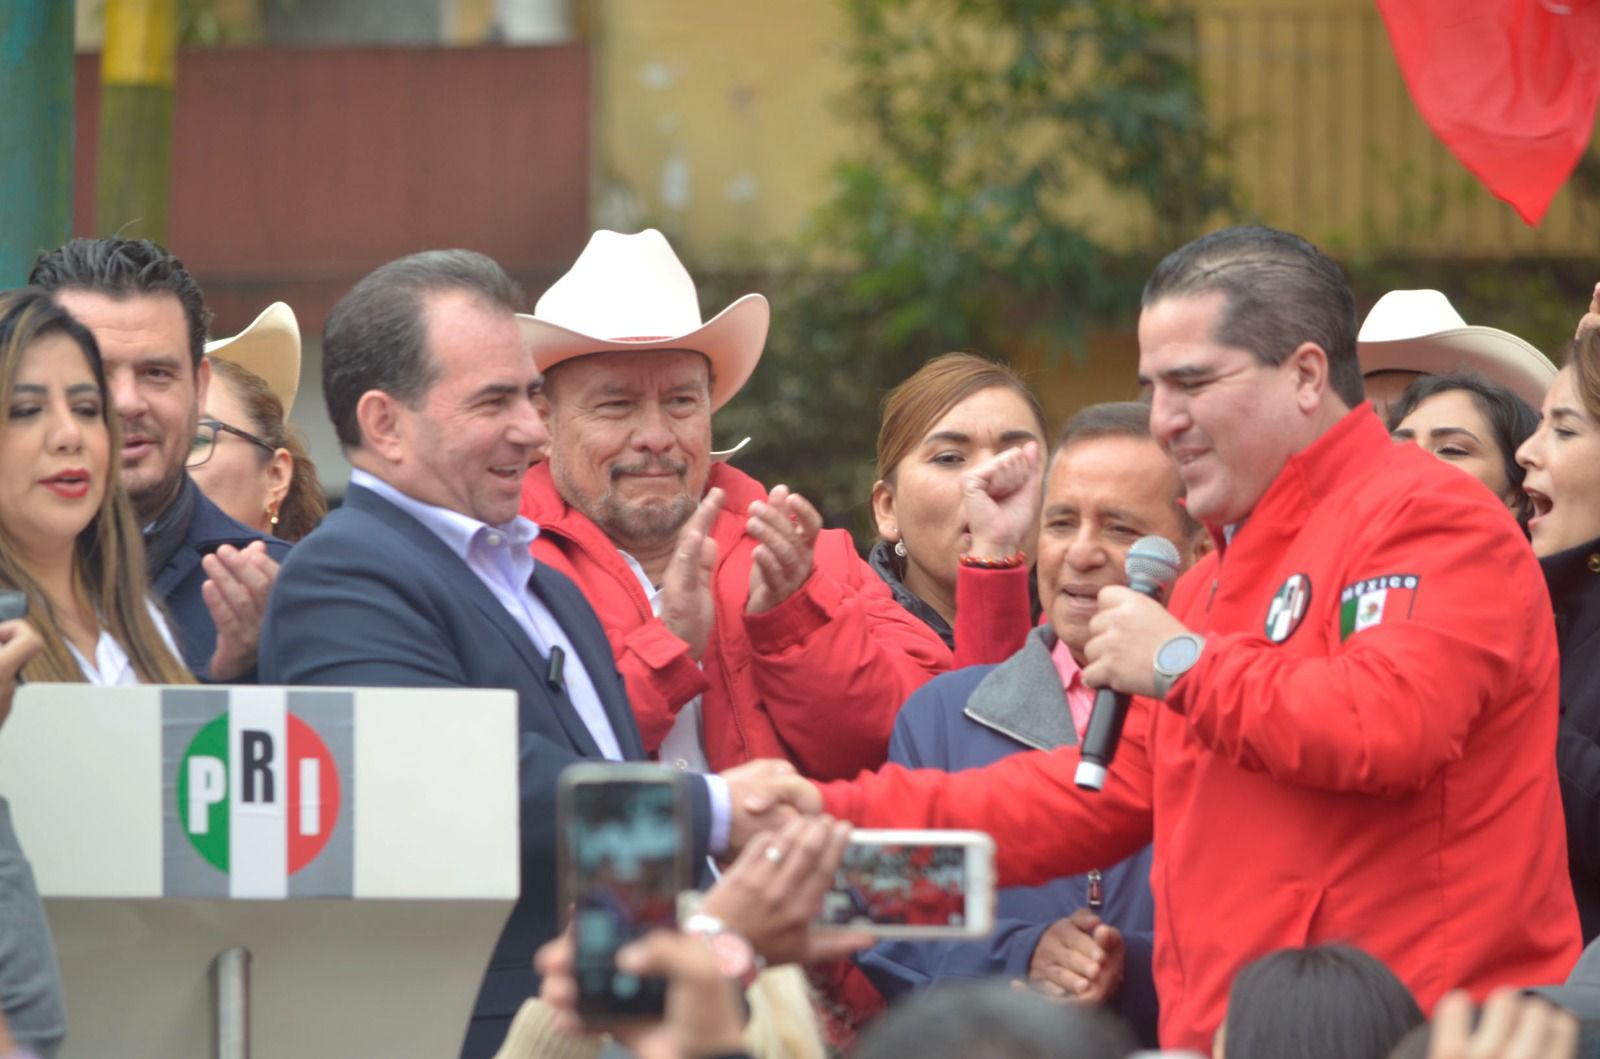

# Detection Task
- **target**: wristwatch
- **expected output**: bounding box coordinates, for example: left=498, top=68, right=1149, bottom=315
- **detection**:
left=1152, top=632, right=1205, bottom=699
left=683, top=912, right=763, bottom=989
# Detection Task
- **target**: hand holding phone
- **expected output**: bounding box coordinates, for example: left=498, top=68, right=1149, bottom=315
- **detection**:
left=698, top=815, right=869, bottom=967
left=0, top=591, right=27, bottom=623
left=558, top=764, right=692, bottom=1023
left=0, top=599, right=43, bottom=729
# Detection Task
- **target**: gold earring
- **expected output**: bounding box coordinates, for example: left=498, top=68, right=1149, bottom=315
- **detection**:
left=267, top=501, right=280, bottom=528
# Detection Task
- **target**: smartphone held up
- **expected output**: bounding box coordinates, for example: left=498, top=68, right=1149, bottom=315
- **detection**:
left=557, top=764, right=691, bottom=1023
left=0, top=591, right=28, bottom=623
left=817, top=828, right=995, bottom=939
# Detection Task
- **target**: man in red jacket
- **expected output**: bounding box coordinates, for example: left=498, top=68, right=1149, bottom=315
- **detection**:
left=738, top=226, right=1581, bottom=1051
left=517, top=229, right=951, bottom=789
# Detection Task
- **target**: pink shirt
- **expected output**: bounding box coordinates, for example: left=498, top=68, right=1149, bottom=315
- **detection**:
left=1049, top=637, right=1097, bottom=741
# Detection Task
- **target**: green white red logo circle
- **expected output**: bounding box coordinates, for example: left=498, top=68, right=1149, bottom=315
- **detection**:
left=176, top=711, right=341, bottom=874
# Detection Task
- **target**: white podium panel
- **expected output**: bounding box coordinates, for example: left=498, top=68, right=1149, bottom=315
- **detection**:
left=0, top=684, right=522, bottom=1059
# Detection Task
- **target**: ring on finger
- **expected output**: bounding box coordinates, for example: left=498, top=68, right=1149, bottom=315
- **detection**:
left=763, top=846, right=784, bottom=864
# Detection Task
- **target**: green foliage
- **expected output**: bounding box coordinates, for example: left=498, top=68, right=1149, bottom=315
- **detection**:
left=714, top=0, right=1231, bottom=541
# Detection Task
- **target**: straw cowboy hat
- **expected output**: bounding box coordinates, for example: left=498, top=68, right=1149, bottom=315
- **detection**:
left=1357, top=290, right=1557, bottom=410
left=517, top=229, right=769, bottom=413
left=204, top=301, right=302, bottom=415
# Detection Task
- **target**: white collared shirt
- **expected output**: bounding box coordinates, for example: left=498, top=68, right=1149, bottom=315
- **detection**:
left=618, top=552, right=730, bottom=856
left=68, top=601, right=181, bottom=685
left=350, top=468, right=624, bottom=761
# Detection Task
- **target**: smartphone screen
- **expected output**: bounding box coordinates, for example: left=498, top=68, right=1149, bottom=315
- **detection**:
left=562, top=770, right=686, bottom=1021
left=0, top=590, right=27, bottom=623
left=817, top=830, right=994, bottom=937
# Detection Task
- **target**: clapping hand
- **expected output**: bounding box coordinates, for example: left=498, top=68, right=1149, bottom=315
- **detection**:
left=203, top=542, right=279, bottom=681
left=745, top=485, right=823, bottom=615
left=660, top=488, right=723, bottom=660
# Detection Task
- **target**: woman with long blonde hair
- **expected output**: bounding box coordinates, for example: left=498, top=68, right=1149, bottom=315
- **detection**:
left=0, top=287, right=192, bottom=685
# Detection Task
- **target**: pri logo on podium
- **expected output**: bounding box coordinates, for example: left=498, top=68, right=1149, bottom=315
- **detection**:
left=162, top=688, right=355, bottom=898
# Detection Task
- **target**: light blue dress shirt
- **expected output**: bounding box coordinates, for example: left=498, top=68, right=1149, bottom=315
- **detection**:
left=348, top=470, right=730, bottom=851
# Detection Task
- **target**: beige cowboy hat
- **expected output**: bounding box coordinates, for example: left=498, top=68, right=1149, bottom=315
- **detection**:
left=203, top=301, right=302, bottom=415
left=517, top=228, right=769, bottom=413
left=1357, top=290, right=1557, bottom=410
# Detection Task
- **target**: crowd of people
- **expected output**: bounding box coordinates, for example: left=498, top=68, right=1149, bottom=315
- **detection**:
left=0, top=221, right=1598, bottom=1059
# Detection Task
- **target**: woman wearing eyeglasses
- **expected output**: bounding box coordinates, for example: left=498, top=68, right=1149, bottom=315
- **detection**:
left=191, top=347, right=327, bottom=543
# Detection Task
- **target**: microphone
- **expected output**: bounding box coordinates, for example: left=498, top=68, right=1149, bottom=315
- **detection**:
left=547, top=645, right=566, bottom=692
left=1075, top=535, right=1183, bottom=792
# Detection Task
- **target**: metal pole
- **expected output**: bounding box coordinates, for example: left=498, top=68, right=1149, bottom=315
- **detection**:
left=210, top=946, right=251, bottom=1059
left=0, top=0, right=75, bottom=286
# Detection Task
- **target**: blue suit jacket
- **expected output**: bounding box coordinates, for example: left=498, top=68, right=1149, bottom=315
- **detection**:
left=259, top=484, right=712, bottom=1056
left=152, top=482, right=291, bottom=680
left=856, top=628, right=1160, bottom=1048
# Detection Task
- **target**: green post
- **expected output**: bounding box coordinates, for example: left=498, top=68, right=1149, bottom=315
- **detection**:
left=0, top=1, right=76, bottom=286
left=96, top=0, right=176, bottom=241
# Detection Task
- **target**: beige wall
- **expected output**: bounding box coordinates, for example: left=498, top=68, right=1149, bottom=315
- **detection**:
left=591, top=0, right=855, bottom=264
left=594, top=0, right=1598, bottom=262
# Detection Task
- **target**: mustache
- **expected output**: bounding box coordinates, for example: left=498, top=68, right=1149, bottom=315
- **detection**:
left=119, top=415, right=160, bottom=441
left=610, top=457, right=688, bottom=480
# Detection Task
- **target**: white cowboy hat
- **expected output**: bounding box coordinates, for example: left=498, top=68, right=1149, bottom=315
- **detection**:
left=517, top=229, right=769, bottom=413
left=1357, top=290, right=1557, bottom=410
left=203, top=301, right=302, bottom=415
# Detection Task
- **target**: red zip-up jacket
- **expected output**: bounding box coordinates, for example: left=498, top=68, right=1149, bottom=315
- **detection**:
left=520, top=460, right=952, bottom=779
left=822, top=407, right=1580, bottom=1049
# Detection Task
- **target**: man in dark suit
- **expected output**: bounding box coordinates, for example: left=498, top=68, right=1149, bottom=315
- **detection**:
left=259, top=249, right=780, bottom=1058
left=31, top=238, right=288, bottom=680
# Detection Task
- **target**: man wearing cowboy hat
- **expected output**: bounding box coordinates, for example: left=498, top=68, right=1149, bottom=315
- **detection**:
left=29, top=238, right=290, bottom=682
left=1357, top=288, right=1559, bottom=420
left=258, top=248, right=799, bottom=1058
left=519, top=229, right=953, bottom=784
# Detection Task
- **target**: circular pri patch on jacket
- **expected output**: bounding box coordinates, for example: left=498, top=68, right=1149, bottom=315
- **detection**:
left=1265, top=573, right=1312, bottom=643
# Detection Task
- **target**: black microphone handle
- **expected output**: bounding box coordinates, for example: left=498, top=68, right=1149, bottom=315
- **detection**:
left=1076, top=686, right=1130, bottom=791
left=1074, top=576, right=1166, bottom=792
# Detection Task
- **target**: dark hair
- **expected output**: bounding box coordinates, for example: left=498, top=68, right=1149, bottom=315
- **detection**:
left=28, top=237, right=212, bottom=369
left=1223, top=945, right=1423, bottom=1059
left=1055, top=400, right=1204, bottom=540
left=854, top=982, right=1137, bottom=1059
left=0, top=287, right=192, bottom=685
left=875, top=352, right=1048, bottom=484
left=1385, top=370, right=1538, bottom=524
left=322, top=249, right=524, bottom=449
left=1143, top=225, right=1364, bottom=409
left=207, top=357, right=328, bottom=541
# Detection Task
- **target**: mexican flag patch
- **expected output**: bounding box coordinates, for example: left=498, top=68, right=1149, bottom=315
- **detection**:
left=1339, top=574, right=1419, bottom=641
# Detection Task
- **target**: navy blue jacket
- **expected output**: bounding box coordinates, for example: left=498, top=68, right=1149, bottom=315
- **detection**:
left=856, top=627, right=1159, bottom=1047
left=259, top=484, right=714, bottom=1058
left=150, top=481, right=291, bottom=680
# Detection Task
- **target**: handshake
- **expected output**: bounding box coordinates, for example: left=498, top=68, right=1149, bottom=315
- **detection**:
left=720, top=758, right=828, bottom=856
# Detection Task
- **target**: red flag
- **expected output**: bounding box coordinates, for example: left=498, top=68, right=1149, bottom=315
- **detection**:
left=1376, top=0, right=1600, bottom=225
